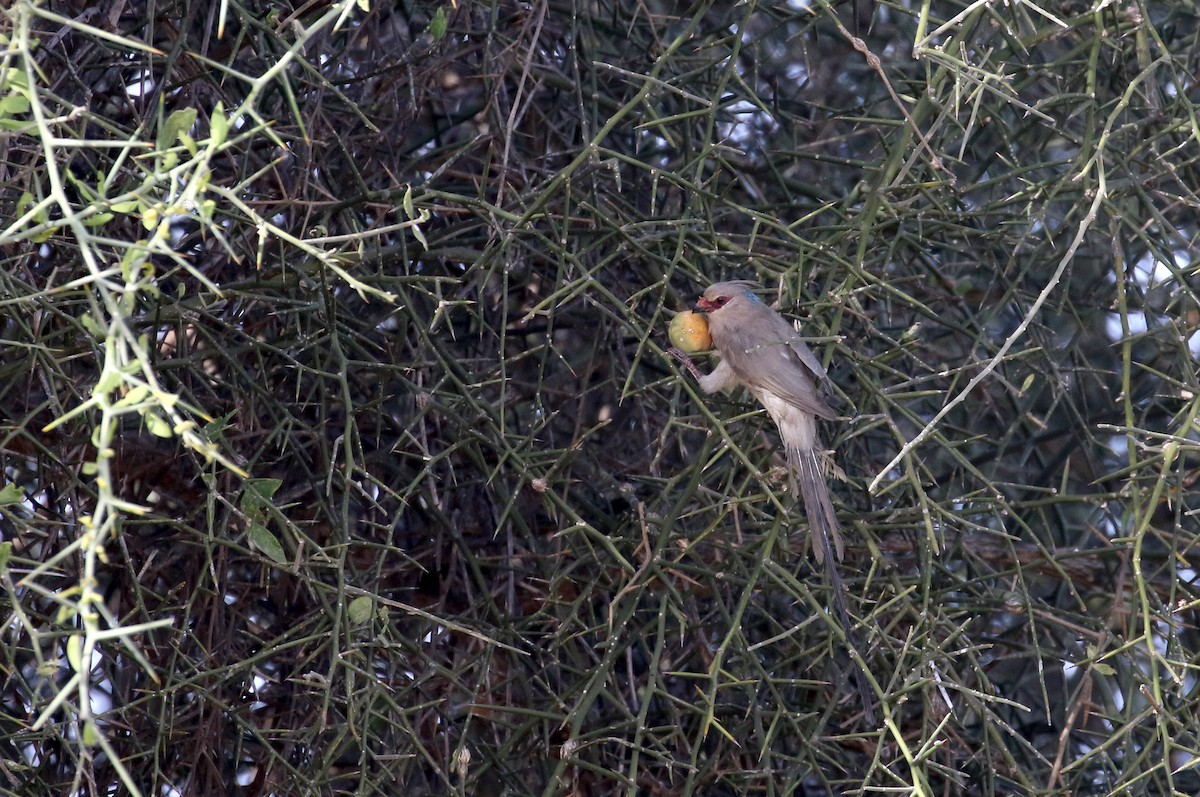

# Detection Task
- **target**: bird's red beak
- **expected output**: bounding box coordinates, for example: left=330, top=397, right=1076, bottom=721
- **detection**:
left=695, top=297, right=715, bottom=312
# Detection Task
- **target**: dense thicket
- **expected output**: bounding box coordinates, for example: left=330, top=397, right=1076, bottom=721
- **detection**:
left=2, top=1, right=1200, bottom=794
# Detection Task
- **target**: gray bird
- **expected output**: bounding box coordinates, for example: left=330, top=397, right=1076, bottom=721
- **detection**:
left=688, top=279, right=876, bottom=723
left=692, top=280, right=844, bottom=564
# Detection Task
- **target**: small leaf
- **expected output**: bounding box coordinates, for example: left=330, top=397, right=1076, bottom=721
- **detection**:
left=116, top=385, right=150, bottom=407
left=347, top=595, right=373, bottom=625
left=205, top=411, right=236, bottom=440
left=144, top=412, right=173, bottom=438
left=81, top=720, right=101, bottom=747
left=0, top=119, right=37, bottom=133
left=2, top=67, right=30, bottom=91
left=0, top=541, right=11, bottom=570
left=246, top=478, right=282, bottom=500
left=80, top=313, right=106, bottom=339
left=0, top=93, right=30, bottom=115
left=157, top=107, right=197, bottom=150
left=248, top=523, right=287, bottom=564
left=429, top=6, right=447, bottom=40
left=0, top=482, right=24, bottom=506
left=66, top=635, right=85, bottom=672
left=56, top=601, right=77, bottom=624
left=241, top=478, right=280, bottom=516
left=210, top=101, right=228, bottom=146
left=403, top=184, right=415, bottom=217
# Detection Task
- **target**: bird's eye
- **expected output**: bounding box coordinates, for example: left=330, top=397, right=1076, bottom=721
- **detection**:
left=710, top=296, right=729, bottom=308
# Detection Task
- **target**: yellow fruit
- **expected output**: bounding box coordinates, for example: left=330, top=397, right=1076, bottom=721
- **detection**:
left=668, top=310, right=712, bottom=354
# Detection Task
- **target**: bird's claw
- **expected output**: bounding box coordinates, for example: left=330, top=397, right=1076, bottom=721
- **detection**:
left=667, top=347, right=703, bottom=380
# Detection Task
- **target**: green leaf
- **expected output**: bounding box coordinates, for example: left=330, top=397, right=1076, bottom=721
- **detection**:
left=347, top=595, right=374, bottom=625
left=248, top=523, right=287, bottom=564
left=81, top=720, right=101, bottom=747
left=403, top=184, right=415, bottom=217
left=246, top=478, right=282, bottom=500
left=0, top=119, right=37, bottom=133
left=0, top=93, right=30, bottom=116
left=242, top=478, right=281, bottom=516
left=210, top=101, right=228, bottom=147
left=429, top=6, right=447, bottom=41
left=80, top=313, right=106, bottom=339
left=0, top=482, right=24, bottom=506
left=0, top=541, right=11, bottom=570
left=158, top=107, right=198, bottom=150
left=145, top=412, right=173, bottom=438
left=66, top=635, right=85, bottom=672
left=116, top=385, right=150, bottom=407
left=205, top=411, right=237, bottom=440
left=2, top=65, right=30, bottom=92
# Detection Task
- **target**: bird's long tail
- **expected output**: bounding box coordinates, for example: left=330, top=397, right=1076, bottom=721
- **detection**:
left=789, top=445, right=876, bottom=724
left=788, top=445, right=844, bottom=566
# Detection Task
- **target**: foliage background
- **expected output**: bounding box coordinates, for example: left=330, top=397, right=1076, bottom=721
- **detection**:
left=2, top=0, right=1200, bottom=795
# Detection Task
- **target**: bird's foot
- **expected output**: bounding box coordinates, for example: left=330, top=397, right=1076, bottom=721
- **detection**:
left=667, top=347, right=703, bottom=380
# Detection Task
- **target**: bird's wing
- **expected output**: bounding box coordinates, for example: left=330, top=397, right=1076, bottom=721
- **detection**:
left=719, top=308, right=838, bottom=420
